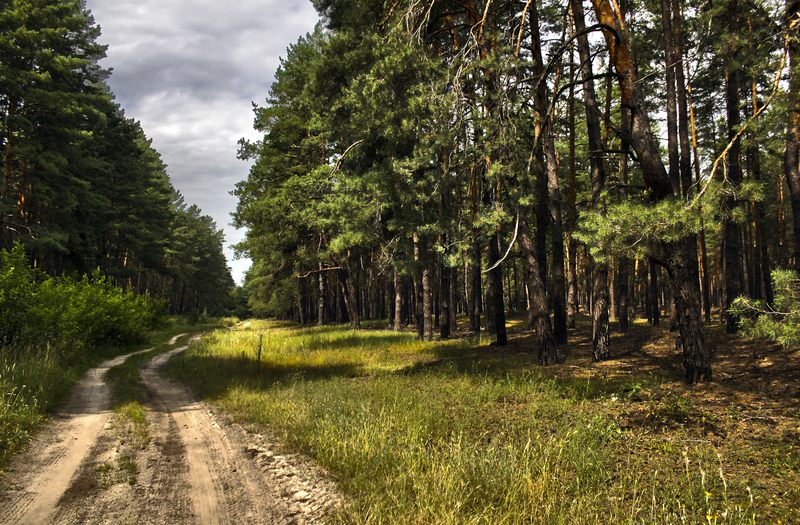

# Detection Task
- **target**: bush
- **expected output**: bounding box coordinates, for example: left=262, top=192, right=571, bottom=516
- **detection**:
left=1, top=244, right=165, bottom=359
left=0, top=244, right=166, bottom=463
left=731, top=269, right=800, bottom=347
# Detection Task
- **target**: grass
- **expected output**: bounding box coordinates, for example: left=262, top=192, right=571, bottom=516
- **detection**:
left=168, top=320, right=794, bottom=524
left=0, top=316, right=217, bottom=468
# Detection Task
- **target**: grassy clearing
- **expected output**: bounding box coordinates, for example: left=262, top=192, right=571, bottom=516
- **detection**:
left=169, top=320, right=796, bottom=524
left=0, top=317, right=216, bottom=468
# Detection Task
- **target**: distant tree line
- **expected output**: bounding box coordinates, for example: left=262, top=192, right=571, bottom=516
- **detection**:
left=0, top=0, right=234, bottom=315
left=235, top=0, right=799, bottom=383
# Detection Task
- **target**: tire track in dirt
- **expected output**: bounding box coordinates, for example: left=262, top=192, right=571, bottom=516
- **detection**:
left=139, top=340, right=296, bottom=524
left=1, top=332, right=343, bottom=524
left=0, top=342, right=160, bottom=525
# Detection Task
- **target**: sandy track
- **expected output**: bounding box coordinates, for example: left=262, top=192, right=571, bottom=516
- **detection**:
left=0, top=341, right=160, bottom=525
left=0, top=334, right=341, bottom=525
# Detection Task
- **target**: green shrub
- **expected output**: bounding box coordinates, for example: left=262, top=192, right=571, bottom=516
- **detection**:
left=731, top=269, right=800, bottom=347
left=0, top=243, right=166, bottom=464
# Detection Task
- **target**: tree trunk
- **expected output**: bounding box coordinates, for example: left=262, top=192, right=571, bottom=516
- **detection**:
left=661, top=0, right=681, bottom=195
left=439, top=250, right=451, bottom=339
left=486, top=231, right=508, bottom=345
left=519, top=213, right=557, bottom=364
left=530, top=2, right=567, bottom=343
left=572, top=0, right=610, bottom=360
left=470, top=237, right=482, bottom=332
left=394, top=271, right=402, bottom=331
left=317, top=263, right=326, bottom=326
left=786, top=0, right=800, bottom=274
left=339, top=268, right=360, bottom=329
left=566, top=13, right=579, bottom=329
left=723, top=1, right=745, bottom=333
left=589, top=0, right=710, bottom=381
left=422, top=262, right=433, bottom=341
left=668, top=241, right=712, bottom=382
left=616, top=106, right=631, bottom=333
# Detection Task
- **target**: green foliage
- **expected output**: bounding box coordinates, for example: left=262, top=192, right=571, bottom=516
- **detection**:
left=731, top=270, right=800, bottom=347
left=0, top=244, right=164, bottom=355
left=0, top=1, right=234, bottom=316
left=576, top=197, right=704, bottom=261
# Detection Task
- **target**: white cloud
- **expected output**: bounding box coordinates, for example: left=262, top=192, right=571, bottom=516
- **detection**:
left=86, top=0, right=320, bottom=284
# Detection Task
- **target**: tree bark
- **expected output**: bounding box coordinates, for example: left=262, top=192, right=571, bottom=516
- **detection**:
left=519, top=213, right=557, bottom=364
left=339, top=268, right=360, bottom=329
left=572, top=0, right=610, bottom=360
left=616, top=106, right=631, bottom=333
left=786, top=0, right=800, bottom=274
left=394, top=270, right=402, bottom=331
left=317, top=262, right=326, bottom=325
left=723, top=0, right=745, bottom=333
left=530, top=2, right=567, bottom=344
left=661, top=0, right=681, bottom=195
left=422, top=262, right=433, bottom=341
left=590, top=0, right=710, bottom=381
left=566, top=12, right=579, bottom=329
left=486, top=230, right=508, bottom=345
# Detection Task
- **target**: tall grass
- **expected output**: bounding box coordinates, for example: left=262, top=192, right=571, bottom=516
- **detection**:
left=170, top=321, right=769, bottom=524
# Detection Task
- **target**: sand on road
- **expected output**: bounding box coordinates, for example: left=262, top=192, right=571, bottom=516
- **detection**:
left=0, top=334, right=341, bottom=525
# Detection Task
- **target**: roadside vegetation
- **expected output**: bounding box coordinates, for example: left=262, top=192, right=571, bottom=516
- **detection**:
left=170, top=320, right=799, bottom=524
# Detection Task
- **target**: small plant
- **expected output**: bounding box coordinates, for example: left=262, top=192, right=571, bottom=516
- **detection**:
left=730, top=269, right=800, bottom=347
left=617, top=381, right=645, bottom=401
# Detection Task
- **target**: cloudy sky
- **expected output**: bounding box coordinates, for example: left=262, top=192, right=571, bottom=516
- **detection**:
left=85, top=1, right=321, bottom=284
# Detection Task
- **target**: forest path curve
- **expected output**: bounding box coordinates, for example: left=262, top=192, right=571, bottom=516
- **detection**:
left=0, top=340, right=163, bottom=525
left=0, top=332, right=341, bottom=525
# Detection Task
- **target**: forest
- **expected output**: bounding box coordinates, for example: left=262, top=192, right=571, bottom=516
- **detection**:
left=0, top=0, right=234, bottom=317
left=236, top=0, right=800, bottom=384
left=2, top=0, right=800, bottom=523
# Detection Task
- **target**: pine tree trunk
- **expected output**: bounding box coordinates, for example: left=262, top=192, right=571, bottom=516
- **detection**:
left=486, top=231, right=507, bottom=345
left=439, top=250, right=451, bottom=339
left=340, top=268, right=360, bottom=329
left=667, top=242, right=712, bottom=382
left=616, top=107, right=631, bottom=333
left=786, top=0, right=800, bottom=274
left=572, top=0, right=610, bottom=360
left=566, top=27, right=579, bottom=329
left=470, top=238, right=482, bottom=332
left=394, top=271, right=402, bottom=331
left=724, top=4, right=745, bottom=332
left=529, top=2, right=567, bottom=343
left=590, top=0, right=710, bottom=381
left=422, top=263, right=433, bottom=341
left=318, top=263, right=326, bottom=325
left=648, top=261, right=661, bottom=325
left=661, top=0, right=681, bottom=195
left=519, top=214, right=557, bottom=364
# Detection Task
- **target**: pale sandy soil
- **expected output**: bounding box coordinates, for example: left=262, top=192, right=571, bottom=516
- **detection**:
left=0, top=335, right=342, bottom=525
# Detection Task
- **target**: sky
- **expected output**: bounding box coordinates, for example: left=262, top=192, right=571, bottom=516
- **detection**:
left=85, top=1, right=321, bottom=284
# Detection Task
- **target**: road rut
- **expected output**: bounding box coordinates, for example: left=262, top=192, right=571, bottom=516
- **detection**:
left=0, top=334, right=341, bottom=524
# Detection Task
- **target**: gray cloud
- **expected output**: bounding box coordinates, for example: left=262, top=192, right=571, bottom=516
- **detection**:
left=86, top=0, right=320, bottom=284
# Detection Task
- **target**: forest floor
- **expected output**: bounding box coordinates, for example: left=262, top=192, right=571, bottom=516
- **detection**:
left=0, top=331, right=341, bottom=524
left=166, top=316, right=800, bottom=524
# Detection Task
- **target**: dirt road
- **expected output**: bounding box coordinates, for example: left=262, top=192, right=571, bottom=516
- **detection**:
left=0, top=335, right=341, bottom=524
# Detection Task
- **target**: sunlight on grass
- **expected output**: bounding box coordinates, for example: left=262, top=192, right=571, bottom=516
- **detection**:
left=169, top=322, right=772, bottom=524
